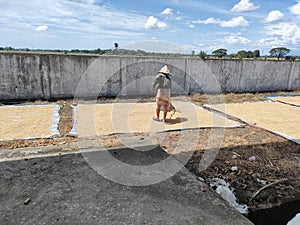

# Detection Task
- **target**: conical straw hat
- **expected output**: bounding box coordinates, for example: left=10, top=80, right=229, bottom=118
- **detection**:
left=158, top=65, right=171, bottom=75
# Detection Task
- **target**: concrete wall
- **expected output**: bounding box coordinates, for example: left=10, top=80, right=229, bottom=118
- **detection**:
left=0, top=53, right=299, bottom=100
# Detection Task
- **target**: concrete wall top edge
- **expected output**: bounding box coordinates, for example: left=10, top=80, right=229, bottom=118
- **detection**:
left=1, top=52, right=300, bottom=63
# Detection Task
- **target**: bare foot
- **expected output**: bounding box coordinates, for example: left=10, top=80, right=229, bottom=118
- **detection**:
left=152, top=117, right=160, bottom=122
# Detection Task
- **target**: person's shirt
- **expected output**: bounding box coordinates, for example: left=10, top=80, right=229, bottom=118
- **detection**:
left=152, top=73, right=171, bottom=90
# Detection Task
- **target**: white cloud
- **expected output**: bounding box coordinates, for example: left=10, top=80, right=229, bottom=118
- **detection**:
left=145, top=16, right=168, bottom=30
left=266, top=23, right=300, bottom=43
left=0, top=0, right=147, bottom=33
left=189, top=24, right=195, bottom=28
left=289, top=0, right=300, bottom=16
left=0, top=0, right=150, bottom=49
left=161, top=8, right=173, bottom=15
left=257, top=37, right=282, bottom=47
left=145, top=16, right=158, bottom=29
left=225, top=35, right=251, bottom=44
left=194, top=16, right=249, bottom=28
left=264, top=10, right=284, bottom=23
left=157, top=22, right=168, bottom=30
left=220, top=16, right=249, bottom=27
left=35, top=25, right=48, bottom=32
left=259, top=22, right=300, bottom=47
left=231, top=0, right=259, bottom=13
left=194, top=18, right=222, bottom=25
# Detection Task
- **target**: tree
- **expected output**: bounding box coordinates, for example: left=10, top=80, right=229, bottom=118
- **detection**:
left=212, top=48, right=227, bottom=58
left=4, top=46, right=14, bottom=51
left=237, top=50, right=258, bottom=59
left=114, top=42, right=119, bottom=55
left=199, top=50, right=207, bottom=59
left=247, top=51, right=254, bottom=58
left=229, top=53, right=237, bottom=59
left=253, top=49, right=260, bottom=58
left=285, top=56, right=296, bottom=61
left=71, top=49, right=80, bottom=53
left=269, top=47, right=291, bottom=59
left=237, top=50, right=248, bottom=59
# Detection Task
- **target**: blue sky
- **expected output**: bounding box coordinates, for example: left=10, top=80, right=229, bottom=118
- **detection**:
left=1, top=0, right=300, bottom=55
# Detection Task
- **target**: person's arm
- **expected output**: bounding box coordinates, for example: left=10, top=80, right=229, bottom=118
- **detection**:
left=151, top=74, right=162, bottom=91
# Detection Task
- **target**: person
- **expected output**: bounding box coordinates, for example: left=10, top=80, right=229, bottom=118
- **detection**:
left=151, top=65, right=172, bottom=123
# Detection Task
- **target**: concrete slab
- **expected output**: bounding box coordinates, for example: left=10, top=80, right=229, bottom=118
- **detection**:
left=0, top=146, right=253, bottom=225
left=0, top=104, right=60, bottom=141
left=205, top=101, right=300, bottom=144
left=70, top=101, right=241, bottom=137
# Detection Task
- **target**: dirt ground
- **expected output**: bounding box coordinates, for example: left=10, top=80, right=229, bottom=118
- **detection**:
left=1, top=91, right=300, bottom=213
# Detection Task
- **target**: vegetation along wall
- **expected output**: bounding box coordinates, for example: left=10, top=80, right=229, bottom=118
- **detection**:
left=0, top=53, right=299, bottom=100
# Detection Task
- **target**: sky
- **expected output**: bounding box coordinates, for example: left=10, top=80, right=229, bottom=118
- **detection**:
left=1, top=0, right=300, bottom=55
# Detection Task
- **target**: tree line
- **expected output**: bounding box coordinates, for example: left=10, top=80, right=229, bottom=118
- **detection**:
left=0, top=46, right=299, bottom=60
left=0, top=46, right=111, bottom=55
left=0, top=46, right=185, bottom=57
left=208, top=47, right=297, bottom=60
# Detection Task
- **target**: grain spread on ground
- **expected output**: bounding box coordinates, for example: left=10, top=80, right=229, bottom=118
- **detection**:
left=268, top=96, right=300, bottom=106
left=72, top=101, right=240, bottom=137
left=0, top=105, right=60, bottom=141
left=206, top=101, right=300, bottom=142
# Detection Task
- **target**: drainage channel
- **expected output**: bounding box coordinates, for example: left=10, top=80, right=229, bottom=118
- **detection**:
left=246, top=199, right=300, bottom=225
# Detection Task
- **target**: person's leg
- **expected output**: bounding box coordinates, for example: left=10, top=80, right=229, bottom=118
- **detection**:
left=156, top=108, right=160, bottom=119
left=153, top=103, right=161, bottom=121
left=162, top=110, right=167, bottom=122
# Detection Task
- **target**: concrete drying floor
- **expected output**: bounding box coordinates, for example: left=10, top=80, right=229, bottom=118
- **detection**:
left=205, top=101, right=300, bottom=143
left=0, top=104, right=60, bottom=141
left=0, top=146, right=253, bottom=225
left=71, top=101, right=241, bottom=137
